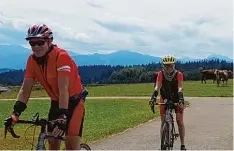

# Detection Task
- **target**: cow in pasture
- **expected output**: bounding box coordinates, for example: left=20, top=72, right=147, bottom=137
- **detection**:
left=200, top=69, right=217, bottom=84
left=215, top=70, right=233, bottom=87
left=227, top=70, right=233, bottom=79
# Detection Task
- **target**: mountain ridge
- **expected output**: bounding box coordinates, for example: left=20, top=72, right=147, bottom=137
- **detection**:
left=0, top=44, right=232, bottom=69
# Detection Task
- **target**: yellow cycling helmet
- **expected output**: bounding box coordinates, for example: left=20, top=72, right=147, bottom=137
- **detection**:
left=162, top=56, right=176, bottom=65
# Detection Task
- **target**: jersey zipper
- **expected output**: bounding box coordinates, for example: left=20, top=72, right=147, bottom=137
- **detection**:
left=38, top=57, right=58, bottom=100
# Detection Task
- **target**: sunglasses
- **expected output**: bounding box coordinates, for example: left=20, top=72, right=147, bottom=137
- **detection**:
left=164, top=64, right=174, bottom=68
left=29, top=40, right=45, bottom=46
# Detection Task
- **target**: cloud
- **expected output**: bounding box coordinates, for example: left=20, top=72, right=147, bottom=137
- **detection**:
left=0, top=0, right=232, bottom=58
left=0, top=27, right=26, bottom=44
left=194, top=17, right=215, bottom=25
left=86, top=1, right=105, bottom=9
left=94, top=20, right=145, bottom=33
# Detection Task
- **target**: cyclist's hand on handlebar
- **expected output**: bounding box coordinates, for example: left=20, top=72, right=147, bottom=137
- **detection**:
left=149, top=97, right=156, bottom=114
left=52, top=114, right=67, bottom=138
left=178, top=99, right=185, bottom=109
left=4, top=114, right=19, bottom=128
left=4, top=100, right=27, bottom=128
left=149, top=97, right=156, bottom=106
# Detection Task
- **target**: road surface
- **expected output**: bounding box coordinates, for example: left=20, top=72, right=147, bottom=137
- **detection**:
left=88, top=97, right=233, bottom=150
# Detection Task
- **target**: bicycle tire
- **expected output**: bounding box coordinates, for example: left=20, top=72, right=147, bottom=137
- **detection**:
left=61, top=143, right=91, bottom=150
left=161, top=122, right=173, bottom=150
left=80, top=143, right=91, bottom=150
left=170, top=123, right=175, bottom=149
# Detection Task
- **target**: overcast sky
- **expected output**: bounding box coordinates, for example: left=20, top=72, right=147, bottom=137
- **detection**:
left=0, top=0, right=232, bottom=58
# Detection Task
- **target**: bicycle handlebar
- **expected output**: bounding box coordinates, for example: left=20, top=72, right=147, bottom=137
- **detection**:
left=149, top=99, right=180, bottom=114
left=4, top=113, right=64, bottom=140
left=155, top=102, right=178, bottom=105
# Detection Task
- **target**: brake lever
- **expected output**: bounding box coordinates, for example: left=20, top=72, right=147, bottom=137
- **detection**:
left=150, top=105, right=155, bottom=114
left=4, top=125, right=7, bottom=139
left=8, top=126, right=20, bottom=138
left=4, top=125, right=20, bottom=139
left=149, top=101, right=155, bottom=114
left=34, top=112, right=39, bottom=120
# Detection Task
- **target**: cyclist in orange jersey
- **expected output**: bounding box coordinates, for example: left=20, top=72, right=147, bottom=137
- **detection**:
left=4, top=24, right=87, bottom=150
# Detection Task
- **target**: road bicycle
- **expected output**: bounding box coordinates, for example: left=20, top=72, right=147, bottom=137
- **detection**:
left=4, top=112, right=91, bottom=150
left=150, top=99, right=186, bottom=150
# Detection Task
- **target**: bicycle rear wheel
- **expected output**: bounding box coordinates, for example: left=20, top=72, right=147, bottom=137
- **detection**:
left=80, top=143, right=91, bottom=150
left=161, top=122, right=173, bottom=150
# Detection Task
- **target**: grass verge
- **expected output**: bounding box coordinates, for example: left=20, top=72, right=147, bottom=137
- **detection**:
left=0, top=80, right=232, bottom=99
left=0, top=99, right=158, bottom=150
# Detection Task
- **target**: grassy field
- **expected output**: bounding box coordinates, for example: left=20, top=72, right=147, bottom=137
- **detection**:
left=0, top=99, right=158, bottom=150
left=86, top=80, right=233, bottom=97
left=0, top=80, right=233, bottom=99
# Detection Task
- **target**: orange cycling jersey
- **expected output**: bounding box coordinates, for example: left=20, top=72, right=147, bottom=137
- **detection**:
left=24, top=45, right=83, bottom=101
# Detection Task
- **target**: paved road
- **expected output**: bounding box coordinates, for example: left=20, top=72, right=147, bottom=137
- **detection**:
left=0, top=96, right=229, bottom=100
left=88, top=97, right=233, bottom=150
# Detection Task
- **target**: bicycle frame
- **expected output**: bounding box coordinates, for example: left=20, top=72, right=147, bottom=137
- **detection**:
left=164, top=101, right=179, bottom=148
left=154, top=99, right=180, bottom=149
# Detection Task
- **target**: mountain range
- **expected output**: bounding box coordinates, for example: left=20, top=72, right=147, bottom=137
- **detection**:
left=0, top=44, right=233, bottom=69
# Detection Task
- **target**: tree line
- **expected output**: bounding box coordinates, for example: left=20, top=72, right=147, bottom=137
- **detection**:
left=0, top=59, right=232, bottom=85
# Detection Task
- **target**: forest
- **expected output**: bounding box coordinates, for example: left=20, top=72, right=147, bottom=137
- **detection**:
left=0, top=59, right=232, bottom=85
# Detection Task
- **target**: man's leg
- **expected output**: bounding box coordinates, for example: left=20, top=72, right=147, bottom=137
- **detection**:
left=48, top=139, right=61, bottom=150
left=159, top=97, right=166, bottom=149
left=176, top=106, right=186, bottom=150
left=65, top=136, right=81, bottom=150
left=159, top=97, right=166, bottom=135
left=160, top=115, right=165, bottom=137
left=65, top=99, right=85, bottom=150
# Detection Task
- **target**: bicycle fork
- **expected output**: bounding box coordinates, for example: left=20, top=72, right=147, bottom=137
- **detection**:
left=36, top=132, right=46, bottom=150
left=170, top=121, right=179, bottom=149
left=172, top=125, right=179, bottom=139
left=168, top=114, right=179, bottom=149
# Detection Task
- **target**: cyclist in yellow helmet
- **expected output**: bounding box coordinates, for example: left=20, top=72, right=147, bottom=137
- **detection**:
left=150, top=55, right=186, bottom=150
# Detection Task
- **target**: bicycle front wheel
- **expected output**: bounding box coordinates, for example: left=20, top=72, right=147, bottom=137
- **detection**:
left=62, top=143, right=91, bottom=150
left=161, top=122, right=173, bottom=150
left=80, top=143, right=91, bottom=150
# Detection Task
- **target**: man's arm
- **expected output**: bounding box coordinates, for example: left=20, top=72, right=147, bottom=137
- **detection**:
left=58, top=76, right=69, bottom=109
left=177, top=72, right=184, bottom=92
left=56, top=52, right=73, bottom=110
left=51, top=52, right=73, bottom=138
left=11, top=78, right=35, bottom=116
left=178, top=81, right=183, bottom=92
left=151, top=71, right=162, bottom=100
left=155, top=81, right=162, bottom=92
left=177, top=72, right=184, bottom=103
left=16, top=78, right=35, bottom=104
left=155, top=71, right=163, bottom=92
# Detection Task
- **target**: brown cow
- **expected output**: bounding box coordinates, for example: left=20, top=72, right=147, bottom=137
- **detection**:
left=227, top=70, right=233, bottom=79
left=200, top=69, right=217, bottom=84
left=215, top=70, right=233, bottom=87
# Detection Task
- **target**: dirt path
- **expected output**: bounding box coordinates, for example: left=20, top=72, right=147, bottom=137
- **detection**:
left=88, top=97, right=233, bottom=150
